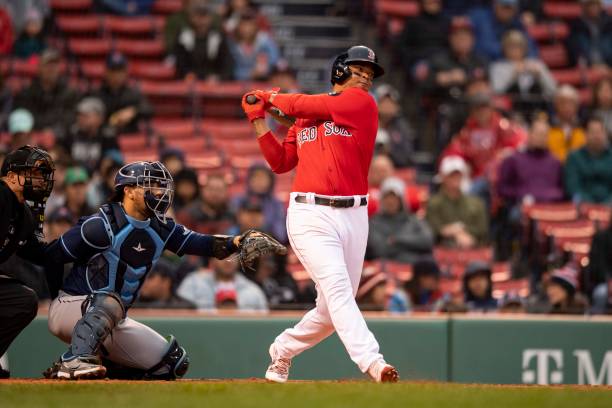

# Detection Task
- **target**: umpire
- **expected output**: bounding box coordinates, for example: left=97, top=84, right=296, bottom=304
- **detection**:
left=0, top=145, right=55, bottom=378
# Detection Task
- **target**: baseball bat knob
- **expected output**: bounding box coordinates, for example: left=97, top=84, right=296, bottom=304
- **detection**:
left=246, top=94, right=258, bottom=104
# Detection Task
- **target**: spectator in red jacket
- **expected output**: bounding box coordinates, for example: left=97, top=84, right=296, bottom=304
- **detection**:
left=440, top=78, right=525, bottom=202
left=0, top=6, right=13, bottom=56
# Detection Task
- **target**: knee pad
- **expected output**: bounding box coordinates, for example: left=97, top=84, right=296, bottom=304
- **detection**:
left=71, top=292, right=125, bottom=356
left=145, top=335, right=190, bottom=380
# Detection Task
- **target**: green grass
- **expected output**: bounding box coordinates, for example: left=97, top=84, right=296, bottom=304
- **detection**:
left=0, top=381, right=610, bottom=408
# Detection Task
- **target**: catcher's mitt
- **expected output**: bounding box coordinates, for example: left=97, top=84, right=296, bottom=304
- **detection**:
left=237, top=229, right=287, bottom=271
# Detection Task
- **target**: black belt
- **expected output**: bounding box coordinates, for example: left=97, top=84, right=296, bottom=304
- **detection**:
left=294, top=195, right=367, bottom=208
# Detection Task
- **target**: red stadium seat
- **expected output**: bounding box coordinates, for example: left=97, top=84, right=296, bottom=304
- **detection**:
left=152, top=0, right=183, bottom=15
left=50, top=0, right=93, bottom=12
left=123, top=149, right=158, bottom=163
left=202, top=120, right=254, bottom=139
left=492, top=278, right=529, bottom=299
left=80, top=61, right=105, bottom=80
left=118, top=133, right=148, bottom=151
left=551, top=68, right=583, bottom=86
left=216, top=139, right=262, bottom=157
left=229, top=154, right=266, bottom=170
left=377, top=0, right=419, bottom=18
left=434, top=247, right=494, bottom=272
left=527, top=22, right=569, bottom=42
left=579, top=203, right=611, bottom=228
left=543, top=1, right=582, bottom=19
left=523, top=202, right=578, bottom=223
left=140, top=81, right=191, bottom=117
left=31, top=131, right=56, bottom=149
left=185, top=152, right=223, bottom=170
left=69, top=38, right=112, bottom=58
left=539, top=43, right=569, bottom=68
left=537, top=219, right=596, bottom=240
left=56, top=15, right=101, bottom=36
left=163, top=137, right=207, bottom=152
left=103, top=15, right=156, bottom=37
left=130, top=62, right=175, bottom=81
left=152, top=119, right=196, bottom=138
left=116, top=39, right=164, bottom=59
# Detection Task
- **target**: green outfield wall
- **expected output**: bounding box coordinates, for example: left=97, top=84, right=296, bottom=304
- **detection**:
left=6, top=315, right=612, bottom=384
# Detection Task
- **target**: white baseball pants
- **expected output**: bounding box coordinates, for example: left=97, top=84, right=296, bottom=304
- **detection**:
left=273, top=192, right=383, bottom=373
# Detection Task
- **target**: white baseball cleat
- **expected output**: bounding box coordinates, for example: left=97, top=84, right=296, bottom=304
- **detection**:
left=367, top=359, right=399, bottom=383
left=265, top=344, right=292, bottom=383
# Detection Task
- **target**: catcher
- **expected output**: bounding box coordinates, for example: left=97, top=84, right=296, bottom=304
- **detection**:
left=43, top=161, right=285, bottom=380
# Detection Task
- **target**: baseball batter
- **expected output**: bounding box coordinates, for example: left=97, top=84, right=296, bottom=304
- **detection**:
left=241, top=45, right=399, bottom=382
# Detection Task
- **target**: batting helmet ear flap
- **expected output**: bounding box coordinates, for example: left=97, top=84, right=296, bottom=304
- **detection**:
left=331, top=53, right=352, bottom=85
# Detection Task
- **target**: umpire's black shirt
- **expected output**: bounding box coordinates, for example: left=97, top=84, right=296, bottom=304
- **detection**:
left=0, top=180, right=46, bottom=273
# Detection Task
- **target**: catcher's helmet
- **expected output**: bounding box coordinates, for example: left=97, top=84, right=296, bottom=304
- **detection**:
left=331, top=45, right=384, bottom=85
left=1, top=145, right=55, bottom=202
left=114, top=161, right=174, bottom=222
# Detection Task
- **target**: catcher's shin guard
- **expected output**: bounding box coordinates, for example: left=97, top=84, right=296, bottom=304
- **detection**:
left=145, top=335, right=190, bottom=380
left=68, top=292, right=125, bottom=358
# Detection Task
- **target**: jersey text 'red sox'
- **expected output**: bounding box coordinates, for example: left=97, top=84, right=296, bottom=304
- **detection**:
left=257, top=87, right=378, bottom=196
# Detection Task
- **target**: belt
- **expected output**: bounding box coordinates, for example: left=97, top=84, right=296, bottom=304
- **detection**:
left=294, top=194, right=367, bottom=208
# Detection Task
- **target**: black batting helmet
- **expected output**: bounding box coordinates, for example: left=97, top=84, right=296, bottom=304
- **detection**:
left=331, top=45, right=384, bottom=85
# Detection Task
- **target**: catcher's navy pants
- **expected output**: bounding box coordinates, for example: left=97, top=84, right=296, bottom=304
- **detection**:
left=0, top=276, right=38, bottom=358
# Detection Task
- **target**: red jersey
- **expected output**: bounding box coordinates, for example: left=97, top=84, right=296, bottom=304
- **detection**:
left=257, top=87, right=378, bottom=196
left=440, top=112, right=525, bottom=178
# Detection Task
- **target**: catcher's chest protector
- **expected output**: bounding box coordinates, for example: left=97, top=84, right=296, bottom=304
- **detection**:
left=86, top=203, right=173, bottom=306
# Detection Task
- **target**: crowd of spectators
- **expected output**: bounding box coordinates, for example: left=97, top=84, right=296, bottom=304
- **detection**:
left=0, top=0, right=611, bottom=315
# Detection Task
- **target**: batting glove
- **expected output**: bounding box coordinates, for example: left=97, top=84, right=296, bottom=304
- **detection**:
left=241, top=92, right=266, bottom=122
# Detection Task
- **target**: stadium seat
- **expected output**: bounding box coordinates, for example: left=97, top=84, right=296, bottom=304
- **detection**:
left=539, top=43, right=569, bottom=68
left=152, top=119, right=197, bottom=138
left=118, top=133, right=148, bottom=151
left=103, top=15, right=156, bottom=38
left=543, top=1, right=582, bottom=19
left=523, top=202, right=578, bottom=223
left=130, top=62, right=175, bottom=81
left=56, top=15, right=101, bottom=36
left=527, top=22, right=570, bottom=42
left=152, top=0, right=183, bottom=15
left=50, top=0, right=93, bottom=13
left=382, top=261, right=413, bottom=282
left=551, top=68, right=583, bottom=86
left=80, top=60, right=105, bottom=80
left=163, top=137, right=207, bottom=152
left=68, top=38, right=112, bottom=58
left=579, top=203, right=611, bottom=229
left=122, top=149, right=158, bottom=163
left=185, top=152, right=224, bottom=170
left=140, top=81, right=192, bottom=117
left=537, top=219, right=596, bottom=240
left=434, top=247, right=494, bottom=274
left=492, top=278, right=529, bottom=299
left=215, top=139, right=262, bottom=157
left=116, top=39, right=165, bottom=59
left=376, top=0, right=419, bottom=18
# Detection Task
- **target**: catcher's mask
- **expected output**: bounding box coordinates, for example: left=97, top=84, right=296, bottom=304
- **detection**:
left=114, top=161, right=174, bottom=223
left=0, top=145, right=55, bottom=203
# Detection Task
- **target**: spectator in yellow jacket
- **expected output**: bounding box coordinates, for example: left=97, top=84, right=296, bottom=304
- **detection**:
left=547, top=85, right=586, bottom=162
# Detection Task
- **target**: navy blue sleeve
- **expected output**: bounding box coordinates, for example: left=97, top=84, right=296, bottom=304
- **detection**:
left=52, top=215, right=112, bottom=262
left=165, top=223, right=236, bottom=257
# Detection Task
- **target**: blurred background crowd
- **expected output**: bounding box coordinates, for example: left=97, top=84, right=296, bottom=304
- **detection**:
left=0, top=0, right=612, bottom=315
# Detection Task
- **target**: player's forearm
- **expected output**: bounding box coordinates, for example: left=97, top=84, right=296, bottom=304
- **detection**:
left=178, top=232, right=238, bottom=258
left=270, top=93, right=332, bottom=120
left=256, top=130, right=295, bottom=173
